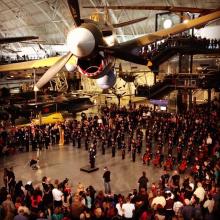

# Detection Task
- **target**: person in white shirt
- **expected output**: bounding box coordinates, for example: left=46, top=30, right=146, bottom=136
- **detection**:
left=52, top=180, right=63, bottom=207
left=151, top=190, right=166, bottom=209
left=116, top=196, right=124, bottom=218
left=194, top=182, right=206, bottom=202
left=122, top=196, right=135, bottom=219
left=203, top=194, right=215, bottom=214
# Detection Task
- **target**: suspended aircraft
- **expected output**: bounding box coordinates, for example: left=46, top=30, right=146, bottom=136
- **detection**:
left=0, top=36, right=39, bottom=44
left=83, top=5, right=218, bottom=15
left=0, top=1, right=220, bottom=91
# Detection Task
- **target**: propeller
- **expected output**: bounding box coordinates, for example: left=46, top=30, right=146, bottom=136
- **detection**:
left=67, top=0, right=82, bottom=27
left=34, top=0, right=83, bottom=91
left=34, top=52, right=72, bottom=91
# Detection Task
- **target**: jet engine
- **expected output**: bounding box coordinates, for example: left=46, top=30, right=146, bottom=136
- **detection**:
left=96, top=69, right=116, bottom=89
left=77, top=53, right=115, bottom=79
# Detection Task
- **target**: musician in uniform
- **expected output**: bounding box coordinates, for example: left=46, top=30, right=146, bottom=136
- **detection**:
left=116, top=131, right=122, bottom=149
left=177, top=144, right=183, bottom=163
left=24, top=129, right=30, bottom=152
left=71, top=129, right=76, bottom=147
left=142, top=148, right=152, bottom=166
left=178, top=155, right=187, bottom=174
left=77, top=131, right=81, bottom=148
left=164, top=154, right=174, bottom=171
left=137, top=137, right=142, bottom=154
left=111, top=138, right=116, bottom=157
left=152, top=150, right=163, bottom=168
left=127, top=137, right=132, bottom=152
left=84, top=134, right=89, bottom=151
left=121, top=140, right=126, bottom=160
left=44, top=131, right=50, bottom=149
left=131, top=144, right=136, bottom=162
left=101, top=137, right=106, bottom=155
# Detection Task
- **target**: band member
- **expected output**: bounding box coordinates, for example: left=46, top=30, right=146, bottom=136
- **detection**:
left=178, top=155, right=187, bottom=174
left=77, top=131, right=81, bottom=148
left=191, top=157, right=200, bottom=177
left=116, top=131, right=122, bottom=149
left=107, top=133, right=112, bottom=148
left=137, top=137, right=142, bottom=154
left=85, top=134, right=90, bottom=151
left=164, top=154, right=174, bottom=171
left=143, top=148, right=152, bottom=165
left=24, top=129, right=30, bottom=152
left=177, top=144, right=183, bottom=163
left=127, top=137, right=132, bottom=152
left=132, top=145, right=136, bottom=162
left=152, top=150, right=163, bottom=168
left=71, top=129, right=76, bottom=147
left=101, top=137, right=106, bottom=155
left=198, top=146, right=205, bottom=161
left=121, top=140, right=126, bottom=160
left=112, top=139, right=116, bottom=157
left=44, top=131, right=50, bottom=149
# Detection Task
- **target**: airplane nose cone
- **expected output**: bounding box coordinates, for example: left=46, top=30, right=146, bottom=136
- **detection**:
left=67, top=27, right=96, bottom=58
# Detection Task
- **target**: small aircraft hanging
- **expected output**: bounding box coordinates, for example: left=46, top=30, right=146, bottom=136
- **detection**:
left=0, top=1, right=220, bottom=90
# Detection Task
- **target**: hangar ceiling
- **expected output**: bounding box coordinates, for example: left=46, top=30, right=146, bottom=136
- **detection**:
left=0, top=0, right=220, bottom=58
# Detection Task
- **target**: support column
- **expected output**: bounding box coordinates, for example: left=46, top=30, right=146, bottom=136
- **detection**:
left=208, top=88, right=211, bottom=111
left=188, top=55, right=193, bottom=110
left=188, top=89, right=193, bottom=110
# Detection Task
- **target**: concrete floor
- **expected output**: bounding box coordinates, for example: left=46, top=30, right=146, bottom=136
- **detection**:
left=0, top=144, right=165, bottom=195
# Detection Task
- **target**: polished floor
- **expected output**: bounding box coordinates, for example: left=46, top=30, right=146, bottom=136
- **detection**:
left=0, top=143, right=165, bottom=195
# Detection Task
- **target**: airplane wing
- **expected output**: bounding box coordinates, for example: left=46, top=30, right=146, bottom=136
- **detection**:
left=83, top=5, right=215, bottom=14
left=0, top=36, right=39, bottom=44
left=109, top=10, right=220, bottom=51
left=0, top=55, right=77, bottom=72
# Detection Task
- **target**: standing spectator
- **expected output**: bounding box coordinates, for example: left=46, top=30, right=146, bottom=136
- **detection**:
left=1, top=194, right=16, bottom=220
left=7, top=167, right=16, bottom=194
left=194, top=182, right=206, bottom=202
left=115, top=195, right=124, bottom=218
left=52, top=180, right=63, bottom=208
left=103, top=167, right=111, bottom=194
left=3, top=168, right=8, bottom=189
left=138, top=171, right=149, bottom=191
left=122, top=195, right=135, bottom=219
left=203, top=194, right=215, bottom=219
left=181, top=199, right=194, bottom=220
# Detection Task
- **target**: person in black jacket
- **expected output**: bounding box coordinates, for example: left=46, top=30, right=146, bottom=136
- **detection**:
left=103, top=167, right=111, bottom=194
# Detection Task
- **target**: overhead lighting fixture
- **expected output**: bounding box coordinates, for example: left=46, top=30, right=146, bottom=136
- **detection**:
left=183, top=19, right=189, bottom=24
left=163, top=19, right=173, bottom=29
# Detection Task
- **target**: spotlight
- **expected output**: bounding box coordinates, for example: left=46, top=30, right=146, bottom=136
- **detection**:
left=183, top=19, right=189, bottom=24
left=163, top=19, right=173, bottom=29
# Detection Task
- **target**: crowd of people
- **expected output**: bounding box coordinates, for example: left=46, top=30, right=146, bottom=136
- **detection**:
left=141, top=35, right=220, bottom=59
left=0, top=100, right=220, bottom=219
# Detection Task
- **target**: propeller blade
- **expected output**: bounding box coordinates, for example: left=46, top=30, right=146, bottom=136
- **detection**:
left=83, top=5, right=214, bottom=14
left=67, top=0, right=82, bottom=26
left=112, top=16, right=148, bottom=28
left=0, top=36, right=39, bottom=44
left=34, top=52, right=73, bottom=91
